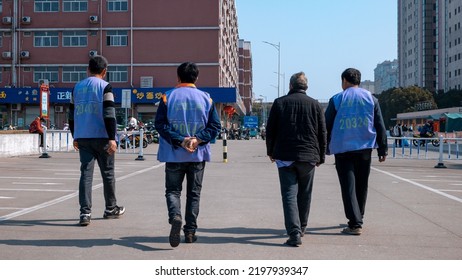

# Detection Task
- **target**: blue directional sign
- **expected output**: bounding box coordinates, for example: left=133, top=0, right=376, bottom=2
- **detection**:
left=243, top=116, right=259, bottom=128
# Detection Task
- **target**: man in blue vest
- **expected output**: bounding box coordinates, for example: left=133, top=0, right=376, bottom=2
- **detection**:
left=325, top=68, right=388, bottom=235
left=155, top=62, right=221, bottom=247
left=69, top=55, right=125, bottom=226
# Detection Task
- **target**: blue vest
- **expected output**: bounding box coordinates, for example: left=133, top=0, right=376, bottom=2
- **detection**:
left=328, top=87, right=377, bottom=154
left=157, top=85, right=213, bottom=162
left=72, top=77, right=109, bottom=139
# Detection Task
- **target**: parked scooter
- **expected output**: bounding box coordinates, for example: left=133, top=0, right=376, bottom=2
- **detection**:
left=119, top=129, right=148, bottom=149
left=412, top=131, right=440, bottom=147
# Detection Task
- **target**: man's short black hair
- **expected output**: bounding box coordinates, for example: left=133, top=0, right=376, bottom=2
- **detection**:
left=341, top=68, right=361, bottom=86
left=88, top=55, right=108, bottom=75
left=177, top=62, right=199, bottom=83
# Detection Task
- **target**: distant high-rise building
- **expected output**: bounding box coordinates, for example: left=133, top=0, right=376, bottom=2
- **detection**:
left=446, top=1, right=462, bottom=91
left=398, top=0, right=462, bottom=92
left=374, top=59, right=398, bottom=94
left=361, top=80, right=375, bottom=94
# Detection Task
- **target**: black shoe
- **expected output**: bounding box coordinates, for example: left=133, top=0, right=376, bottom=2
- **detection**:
left=284, top=234, right=302, bottom=247
left=79, top=213, right=91, bottom=226
left=300, top=227, right=306, bottom=237
left=103, top=206, right=125, bottom=219
left=185, top=232, right=197, bottom=243
left=341, top=226, right=362, bottom=235
left=169, top=216, right=182, bottom=247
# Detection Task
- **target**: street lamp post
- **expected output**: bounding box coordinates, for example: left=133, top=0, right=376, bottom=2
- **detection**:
left=263, top=41, right=281, bottom=98
left=274, top=72, right=286, bottom=94
left=259, top=95, right=267, bottom=125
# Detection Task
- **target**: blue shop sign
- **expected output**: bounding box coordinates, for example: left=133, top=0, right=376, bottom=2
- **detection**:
left=243, top=116, right=259, bottom=128
left=0, top=87, right=237, bottom=104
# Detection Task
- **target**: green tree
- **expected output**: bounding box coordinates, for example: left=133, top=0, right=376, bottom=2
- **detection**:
left=377, top=86, right=437, bottom=128
left=433, top=89, right=462, bottom=109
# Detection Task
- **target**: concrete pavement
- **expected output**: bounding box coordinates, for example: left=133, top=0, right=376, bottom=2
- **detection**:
left=0, top=139, right=461, bottom=260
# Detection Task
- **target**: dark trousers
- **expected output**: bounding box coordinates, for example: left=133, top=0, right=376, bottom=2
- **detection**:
left=78, top=139, right=117, bottom=214
left=165, top=162, right=205, bottom=234
left=394, top=137, right=402, bottom=147
left=334, top=149, right=372, bottom=229
left=277, top=162, right=315, bottom=236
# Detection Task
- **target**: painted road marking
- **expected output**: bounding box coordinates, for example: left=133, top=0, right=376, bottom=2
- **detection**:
left=11, top=182, right=65, bottom=186
left=0, top=163, right=165, bottom=221
left=1, top=187, right=72, bottom=192
left=372, top=167, right=462, bottom=204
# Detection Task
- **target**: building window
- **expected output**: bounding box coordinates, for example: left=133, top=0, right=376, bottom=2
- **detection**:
left=0, top=2, right=2, bottom=13
left=35, top=0, right=59, bottom=12
left=63, top=0, right=88, bottom=12
left=106, top=30, right=127, bottom=46
left=107, top=0, right=128, bottom=12
left=107, top=66, right=127, bottom=82
left=63, top=66, right=87, bottom=82
left=63, top=31, right=87, bottom=47
left=34, top=31, right=59, bottom=47
left=34, top=67, right=59, bottom=83
left=0, top=32, right=2, bottom=47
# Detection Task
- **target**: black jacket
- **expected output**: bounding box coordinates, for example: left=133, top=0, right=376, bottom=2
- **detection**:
left=266, top=89, right=327, bottom=164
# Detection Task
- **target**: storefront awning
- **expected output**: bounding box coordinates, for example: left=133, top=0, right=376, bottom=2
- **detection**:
left=0, top=87, right=238, bottom=105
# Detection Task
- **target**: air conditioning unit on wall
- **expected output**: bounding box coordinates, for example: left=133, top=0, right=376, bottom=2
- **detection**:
left=22, top=16, right=31, bottom=24
left=89, top=50, right=98, bottom=57
left=55, top=106, right=64, bottom=113
left=89, top=15, right=98, bottom=23
left=2, top=17, right=12, bottom=24
left=20, top=50, right=30, bottom=58
left=2, top=51, right=12, bottom=59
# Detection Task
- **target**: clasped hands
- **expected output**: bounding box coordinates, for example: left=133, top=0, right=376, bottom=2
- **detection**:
left=181, top=137, right=201, bottom=153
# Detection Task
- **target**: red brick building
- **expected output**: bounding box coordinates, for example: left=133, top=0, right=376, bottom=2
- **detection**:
left=239, top=39, right=253, bottom=115
left=0, top=0, right=244, bottom=128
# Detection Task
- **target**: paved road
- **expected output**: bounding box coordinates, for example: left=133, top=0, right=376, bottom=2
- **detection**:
left=0, top=140, right=461, bottom=260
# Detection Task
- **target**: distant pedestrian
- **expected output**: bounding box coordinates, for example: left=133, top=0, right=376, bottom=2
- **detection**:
left=69, top=55, right=125, bottom=226
left=393, top=123, right=403, bottom=147
left=127, top=115, right=138, bottom=131
left=266, top=71, right=327, bottom=247
left=155, top=62, right=221, bottom=247
left=29, top=116, right=45, bottom=148
left=325, top=68, right=388, bottom=235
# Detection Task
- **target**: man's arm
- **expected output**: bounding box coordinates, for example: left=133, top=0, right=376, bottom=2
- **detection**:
left=324, top=98, right=336, bottom=154
left=195, top=103, right=221, bottom=144
left=103, top=84, right=117, bottom=141
left=316, top=102, right=327, bottom=164
left=68, top=87, right=75, bottom=138
left=373, top=97, right=388, bottom=158
left=154, top=97, right=185, bottom=148
left=265, top=100, right=279, bottom=158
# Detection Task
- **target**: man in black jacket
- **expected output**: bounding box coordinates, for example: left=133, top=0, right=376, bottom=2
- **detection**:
left=266, top=72, right=327, bottom=247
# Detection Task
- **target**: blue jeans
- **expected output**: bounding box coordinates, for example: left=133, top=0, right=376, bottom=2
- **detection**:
left=165, top=162, right=205, bottom=234
left=334, top=149, right=372, bottom=229
left=277, top=162, right=315, bottom=236
left=78, top=139, right=117, bottom=215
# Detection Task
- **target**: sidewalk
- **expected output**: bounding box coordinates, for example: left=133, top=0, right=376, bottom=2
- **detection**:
left=0, top=140, right=461, bottom=260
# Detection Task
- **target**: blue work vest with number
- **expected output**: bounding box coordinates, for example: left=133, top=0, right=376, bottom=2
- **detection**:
left=72, top=77, right=109, bottom=140
left=157, top=84, right=213, bottom=162
left=328, top=87, right=377, bottom=154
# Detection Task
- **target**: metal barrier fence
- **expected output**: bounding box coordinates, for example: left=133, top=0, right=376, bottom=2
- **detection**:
left=41, top=128, right=148, bottom=160
left=41, top=130, right=461, bottom=167
left=388, top=136, right=461, bottom=168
